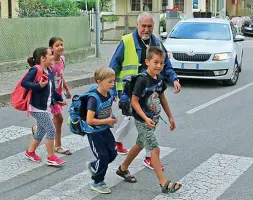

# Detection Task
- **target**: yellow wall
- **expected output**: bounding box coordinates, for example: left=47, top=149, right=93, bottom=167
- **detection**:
left=0, top=0, right=18, bottom=18
left=226, top=0, right=237, bottom=16
left=116, top=0, right=127, bottom=15
left=226, top=0, right=244, bottom=16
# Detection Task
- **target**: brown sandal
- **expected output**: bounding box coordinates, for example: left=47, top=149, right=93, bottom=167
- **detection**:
left=116, top=165, right=137, bottom=183
left=160, top=180, right=182, bottom=193
left=55, top=146, right=72, bottom=155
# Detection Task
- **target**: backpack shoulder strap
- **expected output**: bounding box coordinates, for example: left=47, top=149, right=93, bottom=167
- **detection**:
left=88, top=92, right=102, bottom=114
left=60, top=56, right=66, bottom=69
left=34, top=65, right=43, bottom=82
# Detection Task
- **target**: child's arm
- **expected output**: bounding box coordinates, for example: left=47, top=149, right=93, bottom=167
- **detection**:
left=86, top=110, right=116, bottom=126
left=63, top=78, right=71, bottom=99
left=131, top=95, right=156, bottom=127
left=21, top=67, right=44, bottom=90
left=160, top=92, right=176, bottom=131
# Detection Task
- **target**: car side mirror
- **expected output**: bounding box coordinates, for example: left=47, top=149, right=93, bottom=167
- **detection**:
left=160, top=32, right=168, bottom=40
left=234, top=35, right=245, bottom=42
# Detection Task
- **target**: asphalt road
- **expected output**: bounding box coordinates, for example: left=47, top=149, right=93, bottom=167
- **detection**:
left=1, top=40, right=253, bottom=200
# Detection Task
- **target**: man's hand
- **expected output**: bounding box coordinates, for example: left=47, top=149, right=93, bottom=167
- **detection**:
left=173, top=79, right=181, bottom=94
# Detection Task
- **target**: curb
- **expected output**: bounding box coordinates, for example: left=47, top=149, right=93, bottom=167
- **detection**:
left=0, top=76, right=95, bottom=104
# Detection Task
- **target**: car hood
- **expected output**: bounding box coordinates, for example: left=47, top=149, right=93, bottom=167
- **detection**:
left=163, top=38, right=233, bottom=53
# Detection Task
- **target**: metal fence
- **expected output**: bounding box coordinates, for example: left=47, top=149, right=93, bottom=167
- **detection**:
left=100, top=15, right=138, bottom=41
left=88, top=13, right=138, bottom=41
left=0, top=16, right=91, bottom=63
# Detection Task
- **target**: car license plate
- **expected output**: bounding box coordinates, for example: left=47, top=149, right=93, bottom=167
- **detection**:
left=181, top=63, right=200, bottom=69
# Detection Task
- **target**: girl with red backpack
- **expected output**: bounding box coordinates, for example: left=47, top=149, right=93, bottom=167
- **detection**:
left=22, top=47, right=67, bottom=166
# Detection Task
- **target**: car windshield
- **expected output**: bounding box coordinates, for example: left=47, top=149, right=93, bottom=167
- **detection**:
left=169, top=22, right=231, bottom=40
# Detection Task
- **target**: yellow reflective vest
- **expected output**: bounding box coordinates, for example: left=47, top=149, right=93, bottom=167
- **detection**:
left=116, top=33, right=162, bottom=91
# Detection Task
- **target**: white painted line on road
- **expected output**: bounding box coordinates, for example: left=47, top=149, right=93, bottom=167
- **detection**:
left=25, top=147, right=175, bottom=200
left=0, top=134, right=89, bottom=183
left=152, top=153, right=253, bottom=200
left=186, top=82, right=253, bottom=114
left=0, top=126, right=31, bottom=144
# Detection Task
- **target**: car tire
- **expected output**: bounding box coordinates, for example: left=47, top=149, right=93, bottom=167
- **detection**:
left=223, top=61, right=239, bottom=86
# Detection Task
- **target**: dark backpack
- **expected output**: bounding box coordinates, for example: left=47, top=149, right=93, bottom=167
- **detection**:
left=118, top=71, right=163, bottom=117
left=68, top=84, right=115, bottom=136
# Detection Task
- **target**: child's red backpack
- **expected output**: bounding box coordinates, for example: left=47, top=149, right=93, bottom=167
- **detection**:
left=11, top=65, right=43, bottom=115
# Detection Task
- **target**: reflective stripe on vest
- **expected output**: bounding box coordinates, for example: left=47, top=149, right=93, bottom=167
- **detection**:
left=116, top=33, right=163, bottom=91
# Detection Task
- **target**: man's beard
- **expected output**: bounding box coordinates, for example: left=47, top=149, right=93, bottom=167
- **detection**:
left=141, top=34, right=151, bottom=40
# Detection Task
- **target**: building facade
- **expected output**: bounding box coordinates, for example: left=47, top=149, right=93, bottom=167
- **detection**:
left=0, top=0, right=18, bottom=18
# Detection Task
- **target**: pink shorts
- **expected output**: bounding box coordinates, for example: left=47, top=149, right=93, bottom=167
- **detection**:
left=51, top=104, right=63, bottom=115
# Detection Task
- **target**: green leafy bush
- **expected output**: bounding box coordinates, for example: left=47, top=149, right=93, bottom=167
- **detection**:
left=18, top=0, right=80, bottom=17
left=102, top=15, right=119, bottom=22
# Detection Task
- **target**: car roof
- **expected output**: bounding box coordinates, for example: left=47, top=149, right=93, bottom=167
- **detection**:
left=180, top=18, right=230, bottom=24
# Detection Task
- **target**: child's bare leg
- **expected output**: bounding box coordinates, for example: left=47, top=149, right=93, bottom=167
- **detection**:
left=121, top=144, right=143, bottom=171
left=45, top=139, right=54, bottom=157
left=151, top=148, right=181, bottom=191
left=151, top=147, right=167, bottom=185
left=53, top=114, right=63, bottom=147
left=28, top=138, right=40, bottom=152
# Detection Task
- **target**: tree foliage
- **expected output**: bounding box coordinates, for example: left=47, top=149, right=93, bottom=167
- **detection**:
left=78, top=0, right=112, bottom=12
left=18, top=0, right=80, bottom=18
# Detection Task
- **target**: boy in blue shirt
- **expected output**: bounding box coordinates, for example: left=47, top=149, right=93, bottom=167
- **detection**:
left=85, top=67, right=117, bottom=194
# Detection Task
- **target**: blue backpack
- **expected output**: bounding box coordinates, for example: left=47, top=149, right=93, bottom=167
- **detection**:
left=118, top=71, right=163, bottom=117
left=68, top=84, right=115, bottom=136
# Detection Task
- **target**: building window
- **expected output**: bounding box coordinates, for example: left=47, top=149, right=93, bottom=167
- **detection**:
left=162, top=0, right=167, bottom=7
left=131, top=0, right=141, bottom=11
left=131, top=0, right=152, bottom=11
left=174, top=0, right=184, bottom=11
left=143, top=0, right=152, bottom=11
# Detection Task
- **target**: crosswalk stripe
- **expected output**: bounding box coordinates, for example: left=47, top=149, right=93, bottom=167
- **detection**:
left=0, top=134, right=89, bottom=183
left=152, top=153, right=253, bottom=200
left=24, top=147, right=175, bottom=200
left=0, top=126, right=31, bottom=144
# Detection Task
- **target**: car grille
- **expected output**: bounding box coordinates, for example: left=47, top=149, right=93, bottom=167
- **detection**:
left=173, top=53, right=211, bottom=62
left=175, top=69, right=215, bottom=77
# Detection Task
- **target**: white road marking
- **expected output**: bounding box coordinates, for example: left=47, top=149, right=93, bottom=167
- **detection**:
left=152, top=153, right=253, bottom=200
left=25, top=147, right=175, bottom=200
left=0, top=134, right=89, bottom=183
left=0, top=126, right=31, bottom=144
left=186, top=82, right=253, bottom=114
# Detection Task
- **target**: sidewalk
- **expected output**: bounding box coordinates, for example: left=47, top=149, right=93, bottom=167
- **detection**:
left=0, top=43, right=118, bottom=104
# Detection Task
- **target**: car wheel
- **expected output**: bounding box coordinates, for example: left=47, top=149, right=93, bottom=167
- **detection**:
left=223, top=61, right=239, bottom=86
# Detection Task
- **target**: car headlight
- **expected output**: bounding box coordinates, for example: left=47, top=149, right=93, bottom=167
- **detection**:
left=167, top=51, right=173, bottom=58
left=213, top=53, right=231, bottom=61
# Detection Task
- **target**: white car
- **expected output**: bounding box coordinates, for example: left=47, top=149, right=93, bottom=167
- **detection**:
left=162, top=18, right=245, bottom=86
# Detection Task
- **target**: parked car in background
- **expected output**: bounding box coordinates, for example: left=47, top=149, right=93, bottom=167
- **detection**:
left=242, top=17, right=253, bottom=35
left=161, top=18, right=245, bottom=86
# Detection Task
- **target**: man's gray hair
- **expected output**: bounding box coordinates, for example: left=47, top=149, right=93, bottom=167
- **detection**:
left=137, top=12, right=154, bottom=24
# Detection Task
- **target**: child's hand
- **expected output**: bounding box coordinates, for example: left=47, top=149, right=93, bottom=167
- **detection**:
left=145, top=118, right=156, bottom=128
left=65, top=90, right=72, bottom=99
left=39, top=78, right=48, bottom=88
left=57, top=101, right=67, bottom=106
left=169, top=118, right=176, bottom=131
left=107, top=116, right=117, bottom=126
